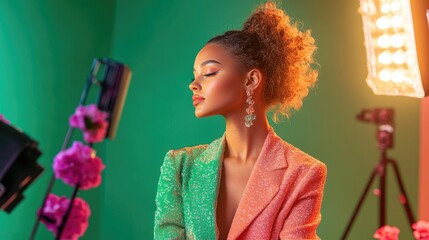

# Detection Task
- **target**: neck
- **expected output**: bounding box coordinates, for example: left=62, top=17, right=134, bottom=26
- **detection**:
left=223, top=110, right=271, bottom=164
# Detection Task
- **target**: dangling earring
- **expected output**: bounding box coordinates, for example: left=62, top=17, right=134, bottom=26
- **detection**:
left=244, top=88, right=256, bottom=127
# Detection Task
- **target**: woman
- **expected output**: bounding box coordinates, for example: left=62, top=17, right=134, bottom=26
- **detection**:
left=154, top=1, right=327, bottom=239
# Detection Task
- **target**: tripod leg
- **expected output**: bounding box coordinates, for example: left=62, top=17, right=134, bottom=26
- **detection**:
left=341, top=164, right=380, bottom=240
left=388, top=158, right=416, bottom=228
left=380, top=160, right=386, bottom=227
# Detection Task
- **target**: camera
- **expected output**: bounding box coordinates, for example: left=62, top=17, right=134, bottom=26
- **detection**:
left=356, top=108, right=394, bottom=150
left=356, top=108, right=394, bottom=125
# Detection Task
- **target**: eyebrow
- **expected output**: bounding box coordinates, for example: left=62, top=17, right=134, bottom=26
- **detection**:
left=193, top=59, right=222, bottom=72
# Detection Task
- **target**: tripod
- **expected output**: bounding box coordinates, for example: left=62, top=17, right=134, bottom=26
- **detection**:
left=341, top=109, right=416, bottom=239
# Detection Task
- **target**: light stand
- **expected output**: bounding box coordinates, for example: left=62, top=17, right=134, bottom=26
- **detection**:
left=29, top=58, right=131, bottom=240
left=341, top=108, right=416, bottom=239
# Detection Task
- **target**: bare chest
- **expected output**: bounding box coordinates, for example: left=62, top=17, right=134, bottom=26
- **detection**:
left=216, top=158, right=256, bottom=239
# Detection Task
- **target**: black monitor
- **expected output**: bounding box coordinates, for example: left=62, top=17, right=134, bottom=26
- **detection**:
left=0, top=121, right=44, bottom=213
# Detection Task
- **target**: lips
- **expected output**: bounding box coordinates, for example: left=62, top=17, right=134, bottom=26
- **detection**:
left=192, top=95, right=205, bottom=106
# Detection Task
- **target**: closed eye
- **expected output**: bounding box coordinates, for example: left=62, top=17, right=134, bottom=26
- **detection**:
left=204, top=72, right=217, bottom=77
left=190, top=72, right=218, bottom=83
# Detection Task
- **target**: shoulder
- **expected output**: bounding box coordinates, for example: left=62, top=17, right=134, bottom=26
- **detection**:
left=276, top=139, right=327, bottom=198
left=280, top=138, right=327, bottom=178
left=163, top=133, right=225, bottom=164
left=166, top=144, right=209, bottom=159
left=161, top=143, right=210, bottom=168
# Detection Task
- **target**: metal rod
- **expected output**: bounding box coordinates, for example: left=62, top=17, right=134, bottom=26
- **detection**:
left=29, top=126, right=75, bottom=240
left=29, top=60, right=99, bottom=240
left=380, top=150, right=387, bottom=227
left=55, top=183, right=80, bottom=240
left=389, top=158, right=416, bottom=227
left=341, top=161, right=380, bottom=240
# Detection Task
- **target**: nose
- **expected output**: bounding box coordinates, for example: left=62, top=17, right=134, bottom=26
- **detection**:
left=189, top=79, right=201, bottom=92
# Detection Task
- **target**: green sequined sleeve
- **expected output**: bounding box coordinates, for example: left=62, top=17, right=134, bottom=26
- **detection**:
left=154, top=150, right=186, bottom=239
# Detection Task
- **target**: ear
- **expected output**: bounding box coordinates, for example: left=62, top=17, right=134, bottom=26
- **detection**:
left=244, top=68, right=263, bottom=91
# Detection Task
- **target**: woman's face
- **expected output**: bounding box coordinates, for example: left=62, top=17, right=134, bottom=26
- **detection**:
left=189, top=43, right=246, bottom=118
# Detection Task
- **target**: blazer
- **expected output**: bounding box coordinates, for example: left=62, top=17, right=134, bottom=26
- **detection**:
left=154, top=126, right=327, bottom=240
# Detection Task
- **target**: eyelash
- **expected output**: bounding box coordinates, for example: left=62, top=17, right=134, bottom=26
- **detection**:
left=190, top=72, right=217, bottom=83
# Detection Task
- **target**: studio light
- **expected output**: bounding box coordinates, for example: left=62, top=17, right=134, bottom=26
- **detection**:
left=0, top=121, right=44, bottom=213
left=358, top=0, right=429, bottom=97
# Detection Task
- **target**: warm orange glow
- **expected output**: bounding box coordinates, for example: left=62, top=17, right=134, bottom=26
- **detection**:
left=427, top=10, right=429, bottom=28
left=359, top=0, right=425, bottom=97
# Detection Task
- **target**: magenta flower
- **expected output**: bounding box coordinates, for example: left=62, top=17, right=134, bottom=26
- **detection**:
left=413, top=220, right=429, bottom=239
left=38, top=194, right=91, bottom=240
left=69, top=104, right=109, bottom=143
left=374, top=225, right=400, bottom=240
left=0, top=114, right=10, bottom=124
left=53, top=141, right=105, bottom=190
left=82, top=120, right=109, bottom=143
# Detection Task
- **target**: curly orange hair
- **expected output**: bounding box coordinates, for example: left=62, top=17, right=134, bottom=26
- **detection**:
left=207, top=1, right=318, bottom=123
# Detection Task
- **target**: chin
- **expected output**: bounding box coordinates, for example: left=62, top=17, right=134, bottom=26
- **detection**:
left=194, top=108, right=216, bottom=118
left=194, top=111, right=207, bottom=118
left=194, top=108, right=203, bottom=118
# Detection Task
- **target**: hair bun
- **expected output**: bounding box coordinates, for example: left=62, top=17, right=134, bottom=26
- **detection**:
left=242, top=1, right=318, bottom=121
left=242, top=1, right=289, bottom=47
left=243, top=2, right=283, bottom=31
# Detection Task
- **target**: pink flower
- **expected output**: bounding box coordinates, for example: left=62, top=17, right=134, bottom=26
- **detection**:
left=413, top=220, right=429, bottom=239
left=53, top=141, right=105, bottom=190
left=374, top=225, right=400, bottom=240
left=38, top=194, right=91, bottom=240
left=69, top=104, right=109, bottom=143
left=83, top=120, right=109, bottom=143
left=0, top=114, right=10, bottom=124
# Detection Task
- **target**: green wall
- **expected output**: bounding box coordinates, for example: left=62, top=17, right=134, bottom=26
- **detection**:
left=106, top=0, right=421, bottom=239
left=0, top=0, right=115, bottom=239
left=0, top=0, right=422, bottom=239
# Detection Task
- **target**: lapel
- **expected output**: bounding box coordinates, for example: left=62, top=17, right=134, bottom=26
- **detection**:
left=190, top=126, right=288, bottom=239
left=227, top=126, right=288, bottom=239
left=187, top=131, right=225, bottom=239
